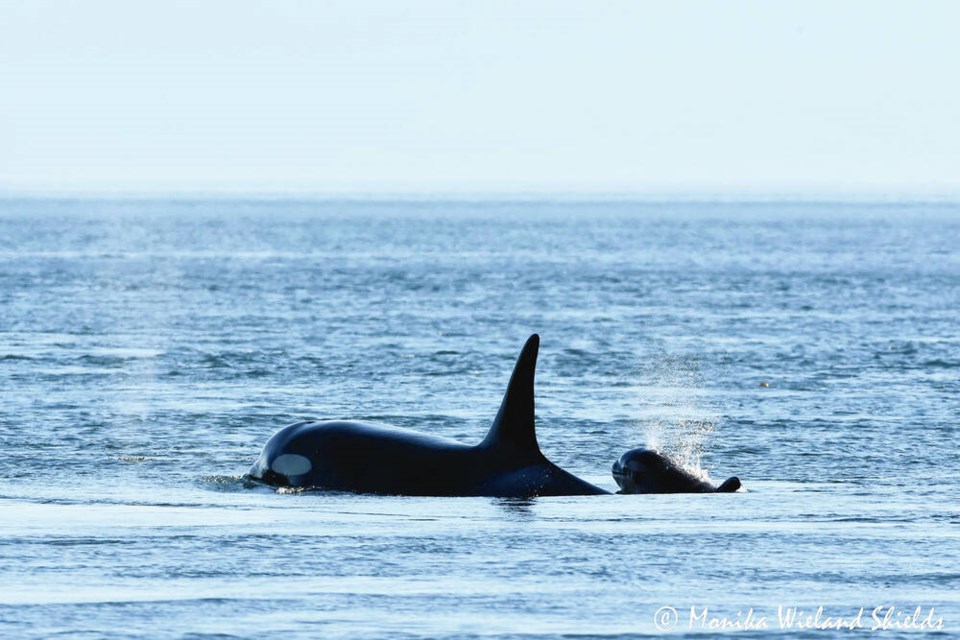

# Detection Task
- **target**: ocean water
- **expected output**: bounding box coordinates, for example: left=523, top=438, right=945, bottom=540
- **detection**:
left=1, top=198, right=958, bottom=639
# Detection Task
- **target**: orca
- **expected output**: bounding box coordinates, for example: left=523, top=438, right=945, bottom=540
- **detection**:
left=611, top=448, right=741, bottom=494
left=249, top=334, right=609, bottom=497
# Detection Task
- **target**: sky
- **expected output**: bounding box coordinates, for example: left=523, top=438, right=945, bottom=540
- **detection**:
left=1, top=0, right=958, bottom=196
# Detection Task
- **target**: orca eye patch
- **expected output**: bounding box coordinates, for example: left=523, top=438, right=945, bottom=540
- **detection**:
left=271, top=453, right=312, bottom=476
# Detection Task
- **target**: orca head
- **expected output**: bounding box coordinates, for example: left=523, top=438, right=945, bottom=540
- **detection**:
left=612, top=447, right=734, bottom=493
left=612, top=447, right=673, bottom=493
left=249, top=421, right=316, bottom=487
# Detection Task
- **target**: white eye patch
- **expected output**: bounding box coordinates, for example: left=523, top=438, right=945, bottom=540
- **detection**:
left=271, top=453, right=312, bottom=477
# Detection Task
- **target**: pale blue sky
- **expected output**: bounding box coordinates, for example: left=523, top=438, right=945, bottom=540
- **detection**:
left=1, top=0, right=958, bottom=195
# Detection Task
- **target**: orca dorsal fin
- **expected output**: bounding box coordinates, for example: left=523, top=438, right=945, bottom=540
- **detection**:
left=480, top=334, right=545, bottom=462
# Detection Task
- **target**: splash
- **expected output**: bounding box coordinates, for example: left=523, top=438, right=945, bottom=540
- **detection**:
left=634, top=353, right=718, bottom=480
left=199, top=474, right=261, bottom=491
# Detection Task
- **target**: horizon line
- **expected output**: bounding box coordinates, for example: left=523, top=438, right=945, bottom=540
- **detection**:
left=2, top=186, right=960, bottom=205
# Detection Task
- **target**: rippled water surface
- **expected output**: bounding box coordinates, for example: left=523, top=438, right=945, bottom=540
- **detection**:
left=1, top=198, right=958, bottom=638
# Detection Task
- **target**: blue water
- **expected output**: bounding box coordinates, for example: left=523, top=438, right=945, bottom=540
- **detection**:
left=1, top=198, right=958, bottom=638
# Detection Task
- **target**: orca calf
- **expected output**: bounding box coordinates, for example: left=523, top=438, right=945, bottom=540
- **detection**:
left=249, top=334, right=608, bottom=497
left=612, top=448, right=741, bottom=494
